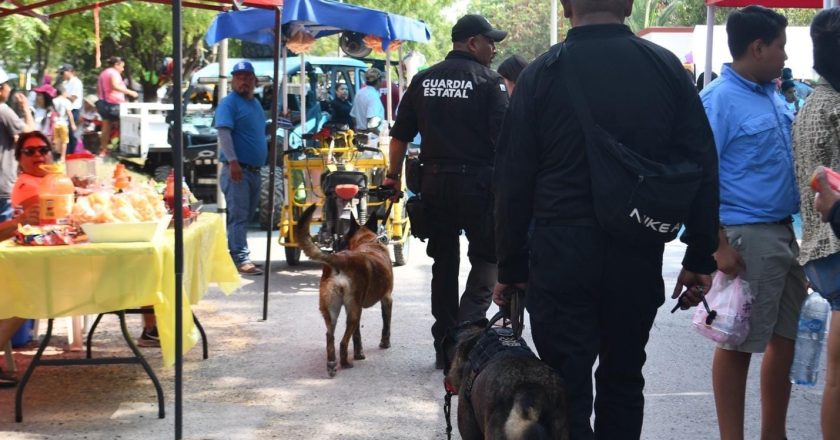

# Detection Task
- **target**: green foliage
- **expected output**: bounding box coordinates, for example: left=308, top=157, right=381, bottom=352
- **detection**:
left=0, top=15, right=49, bottom=78
left=471, top=0, right=567, bottom=66
left=634, top=0, right=818, bottom=29
left=1, top=2, right=215, bottom=100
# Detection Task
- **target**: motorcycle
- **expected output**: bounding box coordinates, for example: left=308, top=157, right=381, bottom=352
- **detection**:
left=279, top=118, right=408, bottom=263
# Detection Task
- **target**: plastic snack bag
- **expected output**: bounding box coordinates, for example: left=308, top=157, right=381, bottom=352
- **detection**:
left=692, top=272, right=752, bottom=345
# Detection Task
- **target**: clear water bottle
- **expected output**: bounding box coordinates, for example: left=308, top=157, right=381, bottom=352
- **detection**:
left=790, top=291, right=831, bottom=386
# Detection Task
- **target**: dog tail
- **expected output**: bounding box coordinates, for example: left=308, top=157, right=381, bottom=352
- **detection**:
left=294, top=204, right=343, bottom=270
left=504, top=385, right=563, bottom=440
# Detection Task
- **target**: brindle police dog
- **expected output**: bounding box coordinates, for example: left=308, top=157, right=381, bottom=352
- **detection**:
left=295, top=204, right=393, bottom=378
left=446, top=323, right=569, bottom=440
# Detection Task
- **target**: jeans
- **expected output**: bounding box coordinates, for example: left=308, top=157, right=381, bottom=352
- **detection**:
left=421, top=171, right=496, bottom=353
left=220, top=164, right=260, bottom=265
left=68, top=108, right=79, bottom=154
left=527, top=224, right=665, bottom=440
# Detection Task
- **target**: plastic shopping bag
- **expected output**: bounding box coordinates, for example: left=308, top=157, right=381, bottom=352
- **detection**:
left=692, top=272, right=752, bottom=345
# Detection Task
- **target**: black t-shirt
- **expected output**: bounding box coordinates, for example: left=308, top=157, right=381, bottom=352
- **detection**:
left=391, top=50, right=509, bottom=166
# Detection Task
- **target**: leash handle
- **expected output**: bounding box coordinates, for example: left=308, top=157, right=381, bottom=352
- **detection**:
left=444, top=391, right=453, bottom=440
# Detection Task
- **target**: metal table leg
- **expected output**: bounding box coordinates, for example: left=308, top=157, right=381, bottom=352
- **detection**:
left=15, top=312, right=165, bottom=422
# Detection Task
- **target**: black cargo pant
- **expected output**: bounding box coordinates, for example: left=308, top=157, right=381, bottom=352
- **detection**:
left=421, top=168, right=496, bottom=355
left=528, top=223, right=665, bottom=440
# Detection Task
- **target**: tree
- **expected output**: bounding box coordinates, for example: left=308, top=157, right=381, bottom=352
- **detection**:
left=1, top=2, right=215, bottom=100
left=471, top=0, right=568, bottom=66
left=87, top=3, right=216, bottom=101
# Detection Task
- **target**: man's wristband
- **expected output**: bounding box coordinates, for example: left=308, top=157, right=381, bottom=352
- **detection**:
left=385, top=171, right=401, bottom=180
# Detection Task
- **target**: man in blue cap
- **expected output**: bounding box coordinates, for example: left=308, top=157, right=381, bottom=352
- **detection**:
left=215, top=60, right=267, bottom=275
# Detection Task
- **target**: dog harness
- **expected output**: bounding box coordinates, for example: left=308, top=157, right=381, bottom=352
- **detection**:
left=463, top=326, right=535, bottom=402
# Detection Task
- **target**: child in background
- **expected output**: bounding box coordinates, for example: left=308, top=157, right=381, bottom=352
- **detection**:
left=31, top=84, right=57, bottom=141
left=51, top=85, right=76, bottom=161
left=77, top=95, right=101, bottom=153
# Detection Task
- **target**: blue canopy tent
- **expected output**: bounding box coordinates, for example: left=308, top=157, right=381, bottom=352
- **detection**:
left=205, top=0, right=430, bottom=50
left=204, top=0, right=430, bottom=320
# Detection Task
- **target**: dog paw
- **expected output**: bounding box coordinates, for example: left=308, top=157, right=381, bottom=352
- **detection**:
left=379, top=340, right=390, bottom=349
left=327, top=362, right=337, bottom=378
left=354, top=352, right=366, bottom=360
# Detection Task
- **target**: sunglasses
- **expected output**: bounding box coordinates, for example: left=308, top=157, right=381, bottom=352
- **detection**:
left=22, top=146, right=51, bottom=157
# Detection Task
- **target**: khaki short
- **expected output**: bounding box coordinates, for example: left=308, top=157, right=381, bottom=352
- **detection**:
left=52, top=124, right=69, bottom=148
left=720, top=223, right=807, bottom=353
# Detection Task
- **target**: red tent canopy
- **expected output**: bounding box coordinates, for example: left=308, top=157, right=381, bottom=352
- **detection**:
left=705, top=0, right=822, bottom=7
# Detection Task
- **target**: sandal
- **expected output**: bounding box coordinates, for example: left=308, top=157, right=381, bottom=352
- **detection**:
left=0, top=369, right=17, bottom=388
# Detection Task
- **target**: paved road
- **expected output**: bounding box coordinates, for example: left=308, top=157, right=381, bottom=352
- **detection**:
left=0, top=228, right=824, bottom=439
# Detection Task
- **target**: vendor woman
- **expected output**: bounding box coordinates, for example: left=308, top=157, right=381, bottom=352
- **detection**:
left=0, top=132, right=47, bottom=387
left=11, top=131, right=54, bottom=210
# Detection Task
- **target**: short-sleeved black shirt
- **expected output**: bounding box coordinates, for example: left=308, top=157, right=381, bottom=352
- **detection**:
left=390, top=50, right=509, bottom=166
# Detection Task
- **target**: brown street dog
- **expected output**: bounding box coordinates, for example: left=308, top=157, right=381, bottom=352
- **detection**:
left=446, top=323, right=569, bottom=440
left=295, top=204, right=393, bottom=378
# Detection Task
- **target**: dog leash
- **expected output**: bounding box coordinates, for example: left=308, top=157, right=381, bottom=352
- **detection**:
left=492, top=286, right=527, bottom=338
left=443, top=377, right=456, bottom=440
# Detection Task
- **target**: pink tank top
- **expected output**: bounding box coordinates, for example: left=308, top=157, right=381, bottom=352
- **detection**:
left=97, top=67, right=126, bottom=104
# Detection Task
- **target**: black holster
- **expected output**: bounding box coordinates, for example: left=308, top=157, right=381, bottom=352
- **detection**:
left=405, top=156, right=422, bottom=194
left=405, top=194, right=430, bottom=241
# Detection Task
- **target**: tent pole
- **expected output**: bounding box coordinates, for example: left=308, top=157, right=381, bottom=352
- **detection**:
left=171, top=0, right=185, bottom=438
left=397, top=45, right=405, bottom=95
left=704, top=5, right=715, bottom=88
left=216, top=38, right=228, bottom=213
left=385, top=48, right=393, bottom=125
left=262, top=6, right=282, bottom=321
left=300, top=52, right=306, bottom=135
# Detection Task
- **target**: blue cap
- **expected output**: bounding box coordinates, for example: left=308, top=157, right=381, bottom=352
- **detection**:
left=231, top=60, right=255, bottom=75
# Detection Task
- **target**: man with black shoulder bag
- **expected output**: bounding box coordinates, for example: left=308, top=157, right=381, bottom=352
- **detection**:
left=383, top=14, right=509, bottom=371
left=494, top=0, right=719, bottom=438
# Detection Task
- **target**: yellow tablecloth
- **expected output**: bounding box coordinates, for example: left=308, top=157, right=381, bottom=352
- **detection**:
left=0, top=213, right=240, bottom=366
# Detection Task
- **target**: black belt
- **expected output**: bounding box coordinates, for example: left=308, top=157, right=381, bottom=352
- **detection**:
left=725, top=216, right=793, bottom=227
left=222, top=162, right=262, bottom=173
left=422, top=163, right=490, bottom=175
left=534, top=217, right=597, bottom=227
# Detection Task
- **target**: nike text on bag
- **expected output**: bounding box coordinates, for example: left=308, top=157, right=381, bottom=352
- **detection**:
left=586, top=124, right=702, bottom=243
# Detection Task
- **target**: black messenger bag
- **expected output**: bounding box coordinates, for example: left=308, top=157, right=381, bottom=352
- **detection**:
left=562, top=45, right=702, bottom=244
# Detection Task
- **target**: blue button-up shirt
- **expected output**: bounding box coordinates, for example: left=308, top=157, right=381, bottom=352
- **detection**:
left=701, top=64, right=799, bottom=225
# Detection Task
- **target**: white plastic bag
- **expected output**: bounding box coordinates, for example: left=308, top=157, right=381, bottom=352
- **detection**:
left=692, top=272, right=752, bottom=345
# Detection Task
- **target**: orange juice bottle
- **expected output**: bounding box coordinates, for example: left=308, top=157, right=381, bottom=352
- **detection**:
left=39, top=164, right=75, bottom=225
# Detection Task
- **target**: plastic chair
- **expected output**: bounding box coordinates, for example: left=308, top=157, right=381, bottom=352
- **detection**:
left=32, top=316, right=88, bottom=352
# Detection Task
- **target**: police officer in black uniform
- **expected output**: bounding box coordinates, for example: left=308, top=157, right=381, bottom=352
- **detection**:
left=383, top=14, right=509, bottom=369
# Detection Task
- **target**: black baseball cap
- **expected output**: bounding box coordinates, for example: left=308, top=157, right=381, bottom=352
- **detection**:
left=451, top=14, right=507, bottom=43
left=58, top=63, right=74, bottom=73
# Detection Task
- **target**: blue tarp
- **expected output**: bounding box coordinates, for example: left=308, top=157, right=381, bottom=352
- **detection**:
left=204, top=0, right=430, bottom=49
